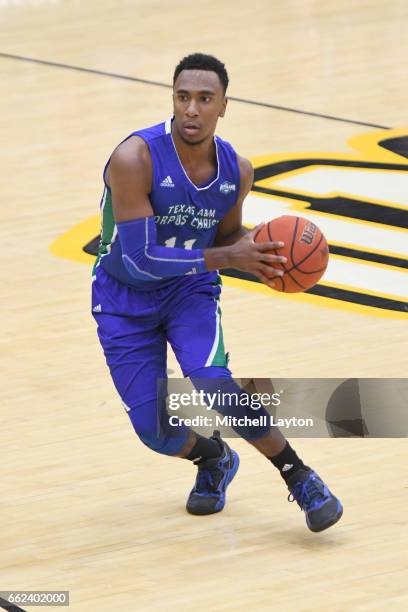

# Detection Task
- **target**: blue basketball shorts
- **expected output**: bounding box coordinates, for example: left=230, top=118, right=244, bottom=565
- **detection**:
left=92, top=265, right=229, bottom=403
left=91, top=266, right=233, bottom=453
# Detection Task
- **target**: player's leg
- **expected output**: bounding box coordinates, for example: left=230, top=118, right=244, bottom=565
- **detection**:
left=92, top=266, right=191, bottom=456
left=237, top=379, right=342, bottom=528
left=162, top=275, right=240, bottom=514
left=164, top=277, right=279, bottom=514
left=165, top=275, right=342, bottom=529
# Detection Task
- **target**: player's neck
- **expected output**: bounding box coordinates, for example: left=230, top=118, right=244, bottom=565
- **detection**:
left=171, top=125, right=216, bottom=168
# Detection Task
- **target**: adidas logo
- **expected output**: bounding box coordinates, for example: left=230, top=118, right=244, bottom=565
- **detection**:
left=282, top=463, right=294, bottom=472
left=93, top=304, right=102, bottom=312
left=160, top=175, right=175, bottom=188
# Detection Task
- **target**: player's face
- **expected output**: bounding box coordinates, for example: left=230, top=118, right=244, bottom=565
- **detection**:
left=172, top=70, right=227, bottom=145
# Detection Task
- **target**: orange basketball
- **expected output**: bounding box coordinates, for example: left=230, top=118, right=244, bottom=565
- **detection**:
left=255, top=215, right=329, bottom=293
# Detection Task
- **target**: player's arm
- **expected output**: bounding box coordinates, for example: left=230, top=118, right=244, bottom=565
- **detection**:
left=109, top=137, right=207, bottom=279
left=204, top=156, right=286, bottom=286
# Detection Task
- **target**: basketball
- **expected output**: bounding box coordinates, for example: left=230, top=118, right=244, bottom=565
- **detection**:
left=255, top=215, right=329, bottom=292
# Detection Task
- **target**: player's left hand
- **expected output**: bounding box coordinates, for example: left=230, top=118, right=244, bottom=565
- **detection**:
left=228, top=223, right=286, bottom=288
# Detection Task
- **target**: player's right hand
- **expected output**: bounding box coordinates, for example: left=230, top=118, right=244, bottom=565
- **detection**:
left=228, top=224, right=286, bottom=288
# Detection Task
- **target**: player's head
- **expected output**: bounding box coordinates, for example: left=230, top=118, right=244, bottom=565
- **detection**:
left=172, top=53, right=229, bottom=145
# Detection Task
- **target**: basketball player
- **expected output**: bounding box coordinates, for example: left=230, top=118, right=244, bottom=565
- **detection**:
left=91, top=53, right=343, bottom=532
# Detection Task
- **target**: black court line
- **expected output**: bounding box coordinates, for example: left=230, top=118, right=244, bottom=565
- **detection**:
left=0, top=596, right=27, bottom=612
left=0, top=52, right=390, bottom=130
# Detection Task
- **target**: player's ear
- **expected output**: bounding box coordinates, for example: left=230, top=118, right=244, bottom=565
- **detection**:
left=219, top=96, right=228, bottom=118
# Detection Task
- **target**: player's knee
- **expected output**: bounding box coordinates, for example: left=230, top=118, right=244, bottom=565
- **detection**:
left=188, top=366, right=271, bottom=441
left=126, top=399, right=188, bottom=456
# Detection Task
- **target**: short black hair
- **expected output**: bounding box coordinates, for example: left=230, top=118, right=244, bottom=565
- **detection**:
left=173, top=53, right=229, bottom=93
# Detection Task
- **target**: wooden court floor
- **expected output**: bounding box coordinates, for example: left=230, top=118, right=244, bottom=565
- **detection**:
left=1, top=1, right=407, bottom=610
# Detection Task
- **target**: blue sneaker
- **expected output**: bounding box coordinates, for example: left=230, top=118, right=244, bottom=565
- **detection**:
left=287, top=469, right=343, bottom=532
left=186, top=431, right=240, bottom=515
